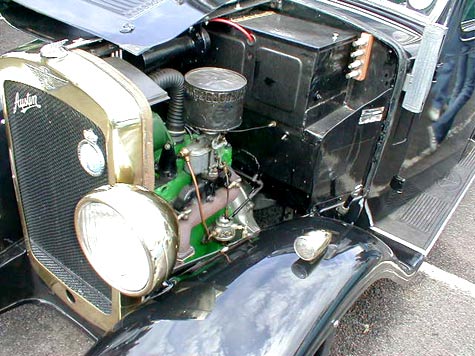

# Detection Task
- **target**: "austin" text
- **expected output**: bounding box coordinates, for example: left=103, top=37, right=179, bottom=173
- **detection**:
left=13, top=92, right=41, bottom=114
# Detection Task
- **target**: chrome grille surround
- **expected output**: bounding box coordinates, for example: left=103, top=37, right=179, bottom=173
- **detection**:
left=0, top=49, right=154, bottom=331
left=4, top=81, right=112, bottom=312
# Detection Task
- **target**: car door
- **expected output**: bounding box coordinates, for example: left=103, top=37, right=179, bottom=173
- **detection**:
left=370, top=0, right=475, bottom=256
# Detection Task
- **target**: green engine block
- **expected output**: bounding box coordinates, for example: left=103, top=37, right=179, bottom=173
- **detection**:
left=152, top=113, right=233, bottom=263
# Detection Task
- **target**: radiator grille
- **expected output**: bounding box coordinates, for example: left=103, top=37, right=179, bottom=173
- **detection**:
left=4, top=81, right=112, bottom=314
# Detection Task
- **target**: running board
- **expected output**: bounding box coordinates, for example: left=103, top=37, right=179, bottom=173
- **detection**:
left=371, top=141, right=475, bottom=256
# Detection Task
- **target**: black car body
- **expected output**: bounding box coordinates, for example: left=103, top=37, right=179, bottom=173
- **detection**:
left=0, top=0, right=474, bottom=354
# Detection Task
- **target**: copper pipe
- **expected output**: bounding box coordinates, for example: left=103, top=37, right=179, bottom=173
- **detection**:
left=183, top=156, right=211, bottom=238
left=223, top=164, right=230, bottom=218
left=177, top=184, right=240, bottom=260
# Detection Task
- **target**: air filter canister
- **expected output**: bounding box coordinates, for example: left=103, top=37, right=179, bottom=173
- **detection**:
left=184, top=67, right=247, bottom=132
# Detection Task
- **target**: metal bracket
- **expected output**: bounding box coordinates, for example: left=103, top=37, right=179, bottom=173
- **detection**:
left=402, top=73, right=413, bottom=92
left=402, top=23, right=447, bottom=113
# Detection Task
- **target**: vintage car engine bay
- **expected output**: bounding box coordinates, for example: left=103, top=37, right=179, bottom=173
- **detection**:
left=0, top=3, right=400, bottom=332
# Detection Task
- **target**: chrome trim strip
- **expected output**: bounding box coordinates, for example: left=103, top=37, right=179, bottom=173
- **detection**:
left=354, top=0, right=449, bottom=25
left=365, top=200, right=375, bottom=226
left=370, top=226, right=427, bottom=255
left=305, top=0, right=422, bottom=44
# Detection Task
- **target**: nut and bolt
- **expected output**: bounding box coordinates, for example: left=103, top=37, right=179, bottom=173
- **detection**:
left=120, top=23, right=135, bottom=34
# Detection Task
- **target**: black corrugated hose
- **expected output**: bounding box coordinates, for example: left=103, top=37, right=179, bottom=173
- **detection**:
left=149, top=68, right=185, bottom=143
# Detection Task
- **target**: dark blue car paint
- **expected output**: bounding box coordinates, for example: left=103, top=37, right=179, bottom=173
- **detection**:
left=11, top=0, right=240, bottom=55
left=86, top=218, right=414, bottom=355
left=0, top=218, right=415, bottom=354
left=0, top=0, right=460, bottom=353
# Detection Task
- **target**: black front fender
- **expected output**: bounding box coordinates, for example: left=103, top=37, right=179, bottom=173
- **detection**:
left=88, top=217, right=415, bottom=356
left=0, top=109, right=21, bottom=244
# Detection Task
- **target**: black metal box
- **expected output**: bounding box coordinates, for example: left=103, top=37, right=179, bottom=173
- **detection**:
left=208, top=12, right=357, bottom=129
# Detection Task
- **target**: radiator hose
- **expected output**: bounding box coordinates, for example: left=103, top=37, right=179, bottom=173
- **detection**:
left=149, top=69, right=185, bottom=143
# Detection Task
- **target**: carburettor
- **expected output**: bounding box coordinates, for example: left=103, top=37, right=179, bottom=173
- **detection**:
left=181, top=66, right=247, bottom=181
left=182, top=134, right=228, bottom=180
left=154, top=66, right=259, bottom=262
left=181, top=66, right=247, bottom=187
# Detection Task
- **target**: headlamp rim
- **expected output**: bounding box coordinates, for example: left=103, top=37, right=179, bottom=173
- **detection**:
left=75, top=184, right=179, bottom=297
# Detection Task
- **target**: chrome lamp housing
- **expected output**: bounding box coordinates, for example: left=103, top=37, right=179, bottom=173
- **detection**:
left=75, top=184, right=179, bottom=297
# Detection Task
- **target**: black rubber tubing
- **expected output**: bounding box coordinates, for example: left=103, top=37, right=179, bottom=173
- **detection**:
left=149, top=68, right=185, bottom=143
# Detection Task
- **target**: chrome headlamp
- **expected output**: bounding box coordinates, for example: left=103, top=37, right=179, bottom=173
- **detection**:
left=294, top=230, right=332, bottom=262
left=75, top=184, right=179, bottom=297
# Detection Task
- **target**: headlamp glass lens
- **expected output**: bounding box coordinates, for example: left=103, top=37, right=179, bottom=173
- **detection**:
left=77, top=202, right=150, bottom=293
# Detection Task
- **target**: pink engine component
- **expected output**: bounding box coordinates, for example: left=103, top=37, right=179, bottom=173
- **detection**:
left=177, top=179, right=240, bottom=260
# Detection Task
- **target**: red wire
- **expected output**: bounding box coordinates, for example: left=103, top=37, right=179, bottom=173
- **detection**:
left=209, top=18, right=255, bottom=43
